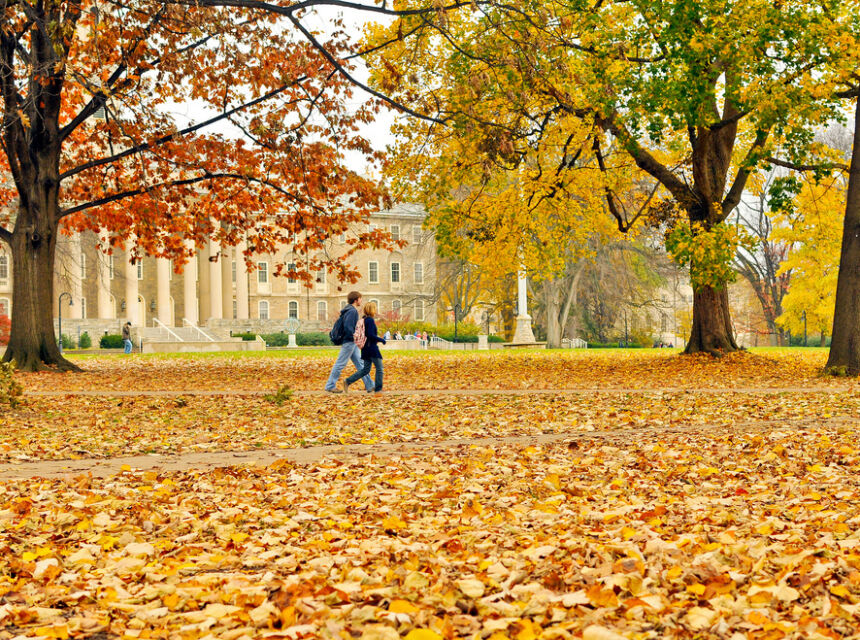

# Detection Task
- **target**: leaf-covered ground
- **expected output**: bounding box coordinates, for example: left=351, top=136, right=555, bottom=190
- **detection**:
left=2, top=430, right=860, bottom=640
left=1, top=391, right=859, bottom=463
left=15, top=349, right=858, bottom=392
left=2, top=350, right=860, bottom=639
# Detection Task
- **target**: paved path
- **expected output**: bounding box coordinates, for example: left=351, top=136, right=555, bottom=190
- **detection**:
left=1, top=415, right=856, bottom=480
left=23, top=386, right=859, bottom=397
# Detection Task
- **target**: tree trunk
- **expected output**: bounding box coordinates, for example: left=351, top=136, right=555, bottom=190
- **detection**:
left=684, top=284, right=739, bottom=355
left=2, top=212, right=79, bottom=371
left=545, top=282, right=562, bottom=349
left=826, top=96, right=860, bottom=375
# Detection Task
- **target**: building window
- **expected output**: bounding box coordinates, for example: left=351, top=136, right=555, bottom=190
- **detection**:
left=370, top=298, right=380, bottom=309
left=392, top=299, right=401, bottom=314
left=0, top=255, right=7, bottom=281
left=81, top=297, right=87, bottom=319
left=317, top=300, right=327, bottom=322
left=391, top=262, right=401, bottom=284
left=316, top=269, right=326, bottom=284
left=109, top=255, right=115, bottom=280
left=338, top=233, right=347, bottom=244
left=368, top=261, right=379, bottom=284
left=340, top=301, right=348, bottom=310
left=80, top=254, right=86, bottom=279
left=369, top=223, right=379, bottom=232
left=258, top=300, right=269, bottom=320
left=414, top=262, right=424, bottom=284
left=233, top=300, right=237, bottom=320
left=257, top=262, right=268, bottom=284
left=231, top=261, right=236, bottom=284
left=0, top=298, right=9, bottom=316
left=390, top=225, right=400, bottom=242
left=288, top=301, right=298, bottom=319
left=412, top=226, right=422, bottom=244
left=414, top=299, right=425, bottom=321
left=287, top=262, right=297, bottom=284
left=137, top=260, right=143, bottom=280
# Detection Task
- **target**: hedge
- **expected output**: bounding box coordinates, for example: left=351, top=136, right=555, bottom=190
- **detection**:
left=78, top=332, right=92, bottom=349
left=100, top=334, right=124, bottom=349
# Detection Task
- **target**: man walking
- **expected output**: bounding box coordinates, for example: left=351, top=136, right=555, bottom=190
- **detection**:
left=122, top=321, right=133, bottom=354
left=324, top=291, right=373, bottom=393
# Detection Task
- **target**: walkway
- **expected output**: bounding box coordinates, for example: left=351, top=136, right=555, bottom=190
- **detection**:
left=1, top=415, right=856, bottom=480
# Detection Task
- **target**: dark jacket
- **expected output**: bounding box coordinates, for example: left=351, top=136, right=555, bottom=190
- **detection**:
left=339, top=304, right=359, bottom=343
left=360, top=316, right=386, bottom=360
left=122, top=324, right=131, bottom=340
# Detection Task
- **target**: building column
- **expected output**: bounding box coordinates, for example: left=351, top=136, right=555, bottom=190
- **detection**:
left=124, top=242, right=140, bottom=326
left=156, top=257, right=172, bottom=326
left=208, top=235, right=223, bottom=320
left=235, top=238, right=249, bottom=320
left=182, top=241, right=198, bottom=326
left=221, top=244, right=233, bottom=320
left=198, top=243, right=210, bottom=324
left=96, top=236, right=114, bottom=319
left=68, top=232, right=83, bottom=319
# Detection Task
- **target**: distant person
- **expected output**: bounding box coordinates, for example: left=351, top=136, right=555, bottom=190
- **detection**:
left=344, top=301, right=386, bottom=394
left=394, top=331, right=403, bottom=340
left=324, top=291, right=373, bottom=393
left=384, top=329, right=392, bottom=341
left=122, top=322, right=133, bottom=354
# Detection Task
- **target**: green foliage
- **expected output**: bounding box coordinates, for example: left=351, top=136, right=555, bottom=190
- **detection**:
left=232, top=332, right=258, bottom=341
left=78, top=332, right=92, bottom=349
left=666, top=222, right=756, bottom=290
left=0, top=361, right=22, bottom=408
left=296, top=332, right=332, bottom=346
left=60, top=334, right=74, bottom=350
left=264, top=385, right=293, bottom=406
left=100, top=334, right=124, bottom=349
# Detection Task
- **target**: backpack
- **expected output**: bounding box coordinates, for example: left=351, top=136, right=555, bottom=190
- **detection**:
left=329, top=314, right=346, bottom=345
left=353, top=317, right=367, bottom=349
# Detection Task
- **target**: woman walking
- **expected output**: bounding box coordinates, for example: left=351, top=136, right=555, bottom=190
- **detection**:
left=344, top=302, right=386, bottom=393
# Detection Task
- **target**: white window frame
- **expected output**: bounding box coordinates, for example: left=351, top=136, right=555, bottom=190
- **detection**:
left=340, top=301, right=348, bottom=310
left=136, top=260, right=143, bottom=280
left=231, top=260, right=236, bottom=284
left=288, top=300, right=299, bottom=319
left=370, top=298, right=380, bottom=310
left=390, top=224, right=400, bottom=242
left=392, top=299, right=401, bottom=314
left=412, top=226, right=422, bottom=244
left=258, top=300, right=269, bottom=320
left=414, top=262, right=424, bottom=285
left=391, top=262, right=401, bottom=284
left=0, top=255, right=8, bottom=282
left=0, top=297, right=9, bottom=316
left=368, top=261, right=379, bottom=284
left=80, top=297, right=87, bottom=319
left=315, top=268, right=326, bottom=293
left=317, top=300, right=327, bottom=322
left=414, top=299, right=425, bottom=321
left=257, top=262, right=270, bottom=293
left=286, top=261, right=299, bottom=293
left=109, top=255, right=115, bottom=280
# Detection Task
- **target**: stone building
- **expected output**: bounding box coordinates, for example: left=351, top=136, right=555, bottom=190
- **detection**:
left=0, top=204, right=437, bottom=338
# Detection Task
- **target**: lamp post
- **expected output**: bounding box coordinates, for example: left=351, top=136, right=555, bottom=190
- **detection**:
left=58, top=292, right=73, bottom=353
left=802, top=310, right=807, bottom=347
left=454, top=302, right=461, bottom=343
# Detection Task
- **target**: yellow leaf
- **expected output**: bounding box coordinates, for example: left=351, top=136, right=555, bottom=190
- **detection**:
left=404, top=630, right=442, bottom=640
left=389, top=599, right=419, bottom=614
left=544, top=474, right=561, bottom=490
left=231, top=533, right=249, bottom=545
left=22, top=551, right=37, bottom=562
left=830, top=585, right=850, bottom=598
left=516, top=619, right=537, bottom=640
left=686, top=583, right=706, bottom=596
left=382, top=515, right=406, bottom=531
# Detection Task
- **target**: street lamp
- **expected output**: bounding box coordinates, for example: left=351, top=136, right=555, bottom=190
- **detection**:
left=453, top=302, right=461, bottom=343
left=58, top=292, right=73, bottom=353
left=802, top=310, right=807, bottom=347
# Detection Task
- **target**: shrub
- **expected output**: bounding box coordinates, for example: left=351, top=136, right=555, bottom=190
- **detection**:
left=296, top=332, right=332, bottom=346
left=100, top=334, right=124, bottom=349
left=0, top=315, right=10, bottom=346
left=261, top=332, right=291, bottom=347
left=78, top=332, right=92, bottom=349
left=0, top=361, right=22, bottom=408
left=60, top=334, right=74, bottom=350
left=232, top=331, right=257, bottom=341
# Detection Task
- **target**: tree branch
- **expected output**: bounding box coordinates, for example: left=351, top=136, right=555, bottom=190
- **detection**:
left=721, top=128, right=770, bottom=219
left=0, top=226, right=11, bottom=244
left=767, top=156, right=849, bottom=173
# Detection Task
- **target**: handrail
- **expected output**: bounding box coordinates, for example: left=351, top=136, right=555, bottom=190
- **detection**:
left=153, top=317, right=184, bottom=342
left=429, top=336, right=451, bottom=348
left=182, top=318, right=216, bottom=342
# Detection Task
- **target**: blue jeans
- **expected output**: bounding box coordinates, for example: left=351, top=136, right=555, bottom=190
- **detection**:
left=325, top=342, right=372, bottom=391
left=346, top=357, right=383, bottom=392
left=123, top=339, right=132, bottom=354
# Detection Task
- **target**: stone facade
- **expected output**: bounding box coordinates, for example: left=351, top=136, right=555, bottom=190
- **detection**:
left=0, top=204, right=437, bottom=334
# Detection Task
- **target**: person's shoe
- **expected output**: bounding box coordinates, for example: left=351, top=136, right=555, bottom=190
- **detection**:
left=342, top=380, right=350, bottom=394
left=325, top=388, right=343, bottom=394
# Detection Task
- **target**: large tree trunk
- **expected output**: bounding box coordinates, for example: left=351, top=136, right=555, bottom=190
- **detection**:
left=826, top=96, right=860, bottom=375
left=684, top=285, right=739, bottom=355
left=2, top=210, right=79, bottom=372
